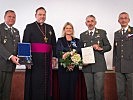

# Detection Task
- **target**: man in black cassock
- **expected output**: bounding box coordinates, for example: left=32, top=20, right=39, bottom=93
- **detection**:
left=22, top=7, right=56, bottom=100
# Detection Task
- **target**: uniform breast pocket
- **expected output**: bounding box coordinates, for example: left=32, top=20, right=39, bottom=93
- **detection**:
left=81, top=41, right=89, bottom=47
left=97, top=38, right=103, bottom=46
left=1, top=36, right=8, bottom=44
left=124, top=37, right=133, bottom=49
left=114, top=38, right=121, bottom=47
left=14, top=34, right=20, bottom=42
left=93, top=38, right=103, bottom=46
left=126, top=35, right=133, bottom=41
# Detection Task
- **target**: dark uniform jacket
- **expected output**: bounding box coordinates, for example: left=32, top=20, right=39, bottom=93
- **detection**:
left=80, top=28, right=111, bottom=72
left=0, top=23, right=20, bottom=71
left=113, top=26, right=133, bottom=73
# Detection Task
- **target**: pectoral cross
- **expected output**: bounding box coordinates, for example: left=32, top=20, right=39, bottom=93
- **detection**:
left=44, top=37, right=48, bottom=43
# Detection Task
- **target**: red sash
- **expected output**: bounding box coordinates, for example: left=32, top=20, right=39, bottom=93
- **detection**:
left=31, top=43, right=52, bottom=53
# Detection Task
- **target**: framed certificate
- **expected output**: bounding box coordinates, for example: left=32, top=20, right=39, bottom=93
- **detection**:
left=81, top=46, right=95, bottom=64
left=18, top=43, right=33, bottom=65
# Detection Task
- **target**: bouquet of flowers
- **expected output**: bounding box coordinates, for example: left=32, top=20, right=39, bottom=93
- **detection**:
left=60, top=49, right=82, bottom=71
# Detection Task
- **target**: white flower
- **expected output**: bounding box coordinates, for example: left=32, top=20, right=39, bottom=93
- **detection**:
left=71, top=53, right=81, bottom=64
left=73, top=49, right=76, bottom=52
left=70, top=49, right=76, bottom=55
left=60, top=49, right=82, bottom=71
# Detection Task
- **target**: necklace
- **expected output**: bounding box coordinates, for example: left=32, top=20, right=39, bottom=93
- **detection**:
left=35, top=22, right=48, bottom=43
left=67, top=41, right=72, bottom=51
left=66, top=36, right=73, bottom=51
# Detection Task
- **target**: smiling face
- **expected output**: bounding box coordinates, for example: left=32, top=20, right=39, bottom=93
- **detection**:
left=4, top=11, right=16, bottom=27
left=64, top=25, right=73, bottom=36
left=118, top=12, right=130, bottom=28
left=85, top=15, right=97, bottom=30
left=62, top=22, right=74, bottom=37
left=35, top=8, right=46, bottom=24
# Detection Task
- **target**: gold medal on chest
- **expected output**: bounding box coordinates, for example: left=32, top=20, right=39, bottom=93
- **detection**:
left=44, top=37, right=48, bottom=43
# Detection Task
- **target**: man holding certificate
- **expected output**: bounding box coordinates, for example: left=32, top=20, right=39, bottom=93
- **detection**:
left=80, top=15, right=111, bottom=100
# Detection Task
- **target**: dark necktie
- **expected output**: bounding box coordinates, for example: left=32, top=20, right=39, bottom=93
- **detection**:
left=122, top=29, right=125, bottom=35
left=89, top=31, right=93, bottom=36
left=9, top=28, right=13, bottom=36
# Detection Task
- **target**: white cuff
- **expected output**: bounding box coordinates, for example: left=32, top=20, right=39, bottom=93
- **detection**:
left=52, top=57, right=57, bottom=59
left=8, top=55, right=13, bottom=60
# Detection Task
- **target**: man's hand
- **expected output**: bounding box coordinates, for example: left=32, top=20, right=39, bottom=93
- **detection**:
left=67, top=65, right=74, bottom=71
left=10, top=55, right=20, bottom=65
left=52, top=58, right=57, bottom=68
left=26, top=65, right=31, bottom=69
left=92, top=44, right=103, bottom=51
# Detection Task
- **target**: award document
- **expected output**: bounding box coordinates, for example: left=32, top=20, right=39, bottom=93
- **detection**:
left=18, top=43, right=33, bottom=65
left=81, top=46, right=95, bottom=64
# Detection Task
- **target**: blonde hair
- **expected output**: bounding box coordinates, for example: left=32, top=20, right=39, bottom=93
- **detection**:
left=62, top=22, right=75, bottom=37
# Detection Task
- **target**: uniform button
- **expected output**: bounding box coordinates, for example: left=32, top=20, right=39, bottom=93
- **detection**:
left=121, top=55, right=123, bottom=58
left=91, top=41, right=93, bottom=43
left=121, top=45, right=123, bottom=46
left=121, top=40, right=123, bottom=42
left=121, top=50, right=123, bottom=52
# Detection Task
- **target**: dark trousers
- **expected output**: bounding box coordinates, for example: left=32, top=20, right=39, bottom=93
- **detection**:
left=116, top=72, right=133, bottom=100
left=83, top=72, right=105, bottom=100
left=0, top=71, right=13, bottom=100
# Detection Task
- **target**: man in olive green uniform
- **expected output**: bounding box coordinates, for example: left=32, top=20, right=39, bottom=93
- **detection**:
left=113, top=12, right=133, bottom=100
left=0, top=10, right=20, bottom=100
left=80, top=15, right=111, bottom=100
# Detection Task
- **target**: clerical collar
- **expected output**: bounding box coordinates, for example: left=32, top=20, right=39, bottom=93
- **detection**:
left=36, top=21, right=44, bottom=26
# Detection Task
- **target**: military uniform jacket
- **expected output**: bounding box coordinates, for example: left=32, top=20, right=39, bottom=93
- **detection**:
left=80, top=28, right=111, bottom=72
left=0, top=23, right=20, bottom=71
left=113, top=26, right=133, bottom=73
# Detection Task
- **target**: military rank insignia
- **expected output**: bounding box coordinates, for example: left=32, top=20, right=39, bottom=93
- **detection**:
left=3, top=36, right=7, bottom=44
left=49, top=31, right=52, bottom=35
